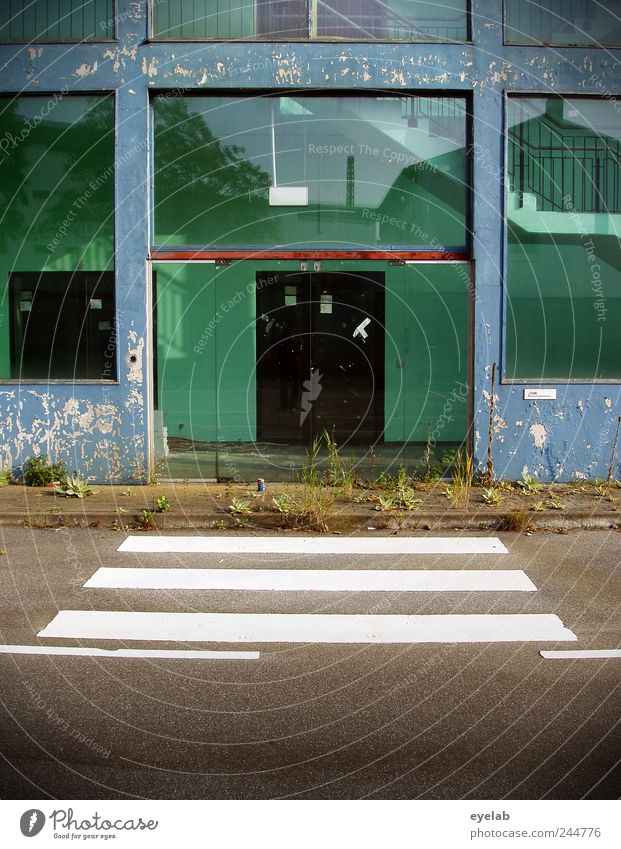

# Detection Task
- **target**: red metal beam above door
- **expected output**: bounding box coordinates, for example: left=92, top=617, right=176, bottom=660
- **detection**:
left=150, top=250, right=470, bottom=262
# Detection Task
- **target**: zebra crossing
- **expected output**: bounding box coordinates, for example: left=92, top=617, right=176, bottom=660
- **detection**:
left=34, top=535, right=578, bottom=653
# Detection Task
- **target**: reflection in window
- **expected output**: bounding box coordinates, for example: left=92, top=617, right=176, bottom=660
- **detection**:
left=505, top=97, right=621, bottom=379
left=153, top=94, right=469, bottom=250
left=153, top=0, right=468, bottom=41
left=0, top=0, right=113, bottom=42
left=0, top=95, right=115, bottom=380
left=9, top=273, right=116, bottom=380
left=505, top=0, right=621, bottom=47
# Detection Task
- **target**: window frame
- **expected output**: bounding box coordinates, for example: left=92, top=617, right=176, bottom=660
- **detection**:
left=503, top=0, right=621, bottom=50
left=147, top=0, right=472, bottom=43
left=501, top=91, right=621, bottom=385
left=0, top=0, right=117, bottom=44
left=149, top=88, right=474, bottom=260
left=0, top=90, right=119, bottom=386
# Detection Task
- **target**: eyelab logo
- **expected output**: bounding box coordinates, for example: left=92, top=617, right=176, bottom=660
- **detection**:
left=20, top=810, right=46, bottom=837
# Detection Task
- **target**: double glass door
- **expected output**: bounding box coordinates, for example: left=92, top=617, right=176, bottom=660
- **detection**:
left=256, top=271, right=385, bottom=444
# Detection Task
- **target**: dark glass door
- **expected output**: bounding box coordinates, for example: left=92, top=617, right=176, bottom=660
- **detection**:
left=256, top=271, right=384, bottom=444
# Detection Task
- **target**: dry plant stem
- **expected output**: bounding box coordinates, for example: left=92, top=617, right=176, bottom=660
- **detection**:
left=425, top=421, right=432, bottom=482
left=608, top=416, right=621, bottom=484
left=487, top=362, right=496, bottom=487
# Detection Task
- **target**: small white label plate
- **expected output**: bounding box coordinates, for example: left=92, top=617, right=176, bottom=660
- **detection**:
left=524, top=388, right=557, bottom=400
left=269, top=186, right=308, bottom=206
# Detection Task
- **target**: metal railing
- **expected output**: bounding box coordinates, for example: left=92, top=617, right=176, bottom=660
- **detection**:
left=314, top=0, right=468, bottom=41
left=154, top=0, right=468, bottom=41
left=508, top=116, right=621, bottom=214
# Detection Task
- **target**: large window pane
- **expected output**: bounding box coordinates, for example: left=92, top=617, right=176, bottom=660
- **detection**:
left=505, top=0, right=621, bottom=47
left=505, top=97, right=621, bottom=380
left=153, top=94, right=469, bottom=250
left=0, top=94, right=115, bottom=379
left=0, top=1, right=114, bottom=42
left=10, top=272, right=115, bottom=380
left=153, top=0, right=468, bottom=40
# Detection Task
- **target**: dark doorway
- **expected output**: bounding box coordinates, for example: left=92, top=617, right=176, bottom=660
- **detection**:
left=256, top=271, right=385, bottom=445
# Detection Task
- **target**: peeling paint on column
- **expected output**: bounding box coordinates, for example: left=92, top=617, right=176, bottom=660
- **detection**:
left=142, top=57, right=158, bottom=78
left=530, top=424, right=548, bottom=451
left=127, top=332, right=145, bottom=385
left=103, top=46, right=138, bottom=76
left=74, top=61, right=98, bottom=78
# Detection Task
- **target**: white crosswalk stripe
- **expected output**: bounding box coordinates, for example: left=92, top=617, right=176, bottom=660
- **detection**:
left=38, top=611, right=576, bottom=644
left=85, top=567, right=537, bottom=592
left=0, top=645, right=259, bottom=660
left=35, top=535, right=578, bottom=650
left=117, top=535, right=509, bottom=555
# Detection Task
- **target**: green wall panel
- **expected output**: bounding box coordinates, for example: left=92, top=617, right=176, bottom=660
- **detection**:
left=154, top=262, right=256, bottom=444
left=384, top=262, right=469, bottom=442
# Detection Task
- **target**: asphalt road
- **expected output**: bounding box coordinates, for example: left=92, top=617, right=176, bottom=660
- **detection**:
left=0, top=527, right=619, bottom=800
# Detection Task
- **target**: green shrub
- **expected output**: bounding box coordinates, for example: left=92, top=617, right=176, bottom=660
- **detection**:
left=23, top=455, right=66, bottom=487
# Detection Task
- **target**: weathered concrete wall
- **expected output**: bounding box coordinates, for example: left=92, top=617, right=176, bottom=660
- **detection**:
left=0, top=0, right=619, bottom=480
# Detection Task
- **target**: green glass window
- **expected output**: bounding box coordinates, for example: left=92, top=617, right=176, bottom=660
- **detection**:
left=153, top=0, right=468, bottom=41
left=154, top=94, right=469, bottom=250
left=0, top=1, right=114, bottom=42
left=505, top=97, right=621, bottom=380
left=0, top=94, right=116, bottom=380
left=505, top=0, right=621, bottom=47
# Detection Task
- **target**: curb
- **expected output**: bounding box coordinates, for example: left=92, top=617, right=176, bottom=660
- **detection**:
left=5, top=508, right=620, bottom=533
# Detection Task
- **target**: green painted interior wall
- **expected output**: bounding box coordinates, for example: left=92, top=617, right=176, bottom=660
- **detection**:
left=0, top=94, right=115, bottom=378
left=154, top=262, right=256, bottom=444
left=384, top=262, right=469, bottom=442
left=506, top=232, right=621, bottom=379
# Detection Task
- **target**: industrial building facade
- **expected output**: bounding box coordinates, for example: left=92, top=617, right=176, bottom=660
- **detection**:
left=0, top=0, right=620, bottom=482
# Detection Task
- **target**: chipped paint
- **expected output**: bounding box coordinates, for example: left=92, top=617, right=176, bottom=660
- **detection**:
left=142, top=57, right=158, bottom=78
left=103, top=45, right=138, bottom=76
left=75, top=61, right=98, bottom=78
left=529, top=424, right=548, bottom=451
left=127, top=333, right=145, bottom=385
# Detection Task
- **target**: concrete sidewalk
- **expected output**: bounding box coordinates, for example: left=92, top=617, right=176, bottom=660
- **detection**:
left=0, top=481, right=619, bottom=532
